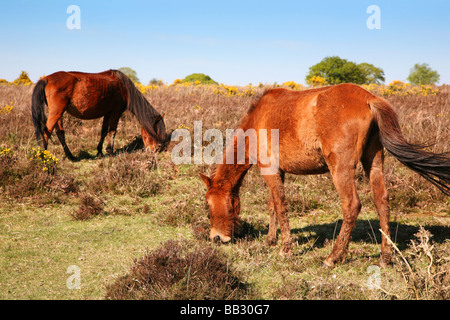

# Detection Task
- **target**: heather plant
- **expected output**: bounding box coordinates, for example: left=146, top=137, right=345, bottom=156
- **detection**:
left=105, top=240, right=252, bottom=300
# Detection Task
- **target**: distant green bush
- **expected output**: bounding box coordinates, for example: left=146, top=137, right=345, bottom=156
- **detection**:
left=182, top=73, right=218, bottom=85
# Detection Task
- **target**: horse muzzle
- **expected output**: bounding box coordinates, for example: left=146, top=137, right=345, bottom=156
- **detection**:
left=210, top=229, right=232, bottom=243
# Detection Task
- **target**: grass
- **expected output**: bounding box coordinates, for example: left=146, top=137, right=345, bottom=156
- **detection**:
left=0, top=82, right=448, bottom=300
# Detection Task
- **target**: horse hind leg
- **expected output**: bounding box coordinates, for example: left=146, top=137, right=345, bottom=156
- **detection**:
left=324, top=159, right=361, bottom=268
left=44, top=108, right=76, bottom=161
left=55, top=118, right=76, bottom=161
left=361, top=134, right=392, bottom=266
left=43, top=112, right=60, bottom=150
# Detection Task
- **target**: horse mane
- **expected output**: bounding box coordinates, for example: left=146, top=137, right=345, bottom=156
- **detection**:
left=111, top=69, right=167, bottom=144
left=246, top=88, right=270, bottom=114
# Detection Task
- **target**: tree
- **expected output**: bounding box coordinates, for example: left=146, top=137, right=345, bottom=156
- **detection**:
left=118, top=67, right=140, bottom=83
left=305, top=56, right=385, bottom=85
left=182, top=73, right=218, bottom=85
left=358, top=62, right=385, bottom=85
left=407, top=63, right=440, bottom=85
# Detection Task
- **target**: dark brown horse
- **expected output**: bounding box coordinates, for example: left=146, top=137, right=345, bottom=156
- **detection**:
left=200, top=83, right=449, bottom=267
left=31, top=70, right=167, bottom=160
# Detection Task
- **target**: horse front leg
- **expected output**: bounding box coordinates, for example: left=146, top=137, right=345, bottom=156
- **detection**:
left=265, top=194, right=279, bottom=246
left=105, top=112, right=121, bottom=156
left=265, top=171, right=284, bottom=246
left=97, top=114, right=110, bottom=157
left=262, top=170, right=292, bottom=256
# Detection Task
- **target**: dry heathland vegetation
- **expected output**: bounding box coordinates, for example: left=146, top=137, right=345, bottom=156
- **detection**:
left=0, top=82, right=449, bottom=299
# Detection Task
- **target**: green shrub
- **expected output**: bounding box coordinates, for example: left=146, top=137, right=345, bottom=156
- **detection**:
left=181, top=73, right=218, bottom=85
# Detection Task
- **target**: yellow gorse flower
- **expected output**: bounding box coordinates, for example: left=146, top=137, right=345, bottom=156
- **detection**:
left=177, top=124, right=191, bottom=130
left=193, top=104, right=204, bottom=112
left=134, top=82, right=161, bottom=95
left=1, top=101, right=14, bottom=115
left=0, top=146, right=13, bottom=157
left=213, top=84, right=254, bottom=97
left=361, top=82, right=439, bottom=97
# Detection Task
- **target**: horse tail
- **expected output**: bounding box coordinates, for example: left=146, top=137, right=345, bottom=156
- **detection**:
left=31, top=79, right=48, bottom=147
left=111, top=69, right=167, bottom=147
left=369, top=97, right=450, bottom=195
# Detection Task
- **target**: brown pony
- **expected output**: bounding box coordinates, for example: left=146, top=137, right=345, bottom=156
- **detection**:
left=31, top=70, right=167, bottom=160
left=200, top=83, right=449, bottom=267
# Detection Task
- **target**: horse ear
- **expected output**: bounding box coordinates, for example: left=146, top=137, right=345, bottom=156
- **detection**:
left=154, top=114, right=163, bottom=124
left=199, top=173, right=212, bottom=189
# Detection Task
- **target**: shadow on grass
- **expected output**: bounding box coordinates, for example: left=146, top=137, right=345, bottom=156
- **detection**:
left=235, top=219, right=450, bottom=251
left=114, top=136, right=145, bottom=154
left=71, top=136, right=145, bottom=161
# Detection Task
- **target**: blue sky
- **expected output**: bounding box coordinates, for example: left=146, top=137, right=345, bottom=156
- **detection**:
left=1, top=0, right=449, bottom=85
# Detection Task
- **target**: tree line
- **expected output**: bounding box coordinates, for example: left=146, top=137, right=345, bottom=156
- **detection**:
left=1, top=60, right=441, bottom=87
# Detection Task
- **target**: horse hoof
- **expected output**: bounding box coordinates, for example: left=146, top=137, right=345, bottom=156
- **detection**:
left=265, top=237, right=278, bottom=247
left=279, top=245, right=293, bottom=257
left=67, top=155, right=77, bottom=162
left=322, top=260, right=335, bottom=268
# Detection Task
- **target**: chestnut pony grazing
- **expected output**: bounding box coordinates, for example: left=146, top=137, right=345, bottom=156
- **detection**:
left=31, top=70, right=167, bottom=160
left=200, top=83, right=450, bottom=267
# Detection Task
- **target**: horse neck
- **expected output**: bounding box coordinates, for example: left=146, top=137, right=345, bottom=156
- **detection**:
left=212, top=124, right=253, bottom=193
left=212, top=162, right=251, bottom=194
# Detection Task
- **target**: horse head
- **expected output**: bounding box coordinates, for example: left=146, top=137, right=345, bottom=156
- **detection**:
left=199, top=173, right=242, bottom=243
left=141, top=114, right=168, bottom=152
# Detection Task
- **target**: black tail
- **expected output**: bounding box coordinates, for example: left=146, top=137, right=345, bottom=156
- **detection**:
left=370, top=97, right=450, bottom=195
left=31, top=79, right=48, bottom=147
left=112, top=70, right=167, bottom=148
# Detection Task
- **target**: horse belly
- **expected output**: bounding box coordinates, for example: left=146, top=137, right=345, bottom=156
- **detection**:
left=279, top=141, right=328, bottom=175
left=67, top=95, right=125, bottom=119
left=278, top=117, right=328, bottom=175
left=67, top=79, right=126, bottom=119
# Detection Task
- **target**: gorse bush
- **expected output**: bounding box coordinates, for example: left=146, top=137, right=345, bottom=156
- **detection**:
left=282, top=81, right=304, bottom=90
left=372, top=80, right=440, bottom=97
left=0, top=146, right=13, bottom=158
left=306, top=75, right=327, bottom=87
left=29, top=147, right=59, bottom=174
left=12, top=71, right=33, bottom=86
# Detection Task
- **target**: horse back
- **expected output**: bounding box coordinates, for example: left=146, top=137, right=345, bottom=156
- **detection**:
left=43, top=70, right=127, bottom=119
left=242, top=84, right=376, bottom=174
